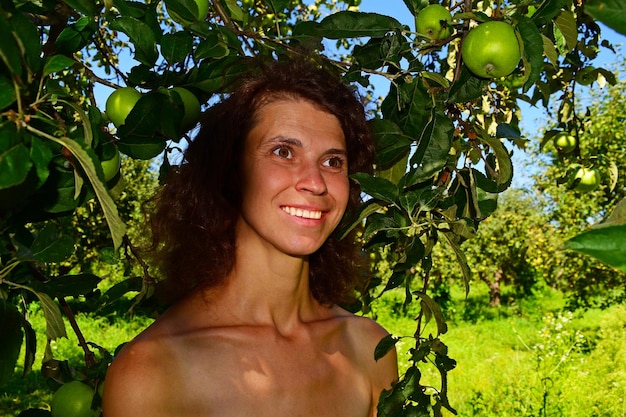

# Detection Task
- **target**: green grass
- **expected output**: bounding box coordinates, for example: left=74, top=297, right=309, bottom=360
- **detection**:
left=1, top=300, right=154, bottom=416
left=373, top=284, right=626, bottom=416
left=2, top=284, right=625, bottom=417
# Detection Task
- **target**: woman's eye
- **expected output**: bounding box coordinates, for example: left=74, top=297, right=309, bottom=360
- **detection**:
left=323, top=156, right=346, bottom=169
left=273, top=146, right=292, bottom=159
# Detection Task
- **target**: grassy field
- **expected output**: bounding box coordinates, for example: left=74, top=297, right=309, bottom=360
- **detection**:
left=2, top=285, right=625, bottom=416
left=373, top=285, right=626, bottom=416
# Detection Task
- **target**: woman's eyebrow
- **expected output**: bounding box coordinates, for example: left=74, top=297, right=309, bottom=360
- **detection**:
left=324, top=148, right=348, bottom=157
left=267, top=136, right=303, bottom=147
left=266, top=136, right=347, bottom=156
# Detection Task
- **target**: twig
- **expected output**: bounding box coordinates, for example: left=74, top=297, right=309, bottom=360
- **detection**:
left=59, top=298, right=98, bottom=369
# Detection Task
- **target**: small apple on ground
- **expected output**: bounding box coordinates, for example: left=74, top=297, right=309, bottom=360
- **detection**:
left=166, top=0, right=209, bottom=27
left=50, top=380, right=99, bottom=417
left=572, top=167, right=601, bottom=192
left=105, top=87, right=141, bottom=128
left=553, top=132, right=577, bottom=154
left=416, top=4, right=453, bottom=40
left=461, top=21, right=521, bottom=78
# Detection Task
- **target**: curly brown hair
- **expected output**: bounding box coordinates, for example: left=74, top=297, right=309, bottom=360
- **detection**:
left=146, top=57, right=376, bottom=306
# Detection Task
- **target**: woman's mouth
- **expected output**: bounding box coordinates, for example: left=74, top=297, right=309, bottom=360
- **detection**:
left=281, top=206, right=323, bottom=219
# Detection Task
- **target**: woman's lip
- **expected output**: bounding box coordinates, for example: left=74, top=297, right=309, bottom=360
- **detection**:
left=281, top=206, right=324, bottom=220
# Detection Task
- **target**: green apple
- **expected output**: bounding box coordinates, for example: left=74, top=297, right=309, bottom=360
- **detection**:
left=101, top=148, right=120, bottom=182
left=573, top=167, right=600, bottom=192
left=51, top=381, right=99, bottom=417
left=553, top=132, right=577, bottom=154
left=416, top=4, right=453, bottom=40
left=461, top=21, right=521, bottom=78
left=105, top=87, right=141, bottom=128
left=170, top=87, right=201, bottom=130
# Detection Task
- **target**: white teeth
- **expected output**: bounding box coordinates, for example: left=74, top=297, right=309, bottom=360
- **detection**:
left=282, top=206, right=322, bottom=219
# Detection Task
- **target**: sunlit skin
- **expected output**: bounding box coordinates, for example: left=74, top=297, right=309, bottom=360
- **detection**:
left=102, top=99, right=398, bottom=417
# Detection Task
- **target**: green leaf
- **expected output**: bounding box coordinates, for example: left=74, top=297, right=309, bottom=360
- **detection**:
left=363, top=211, right=401, bottom=243
left=377, top=155, right=409, bottom=186
left=0, top=13, right=23, bottom=77
left=319, top=11, right=403, bottom=39
left=265, top=0, right=290, bottom=14
left=121, top=92, right=174, bottom=134
left=448, top=67, right=485, bottom=103
left=598, top=197, right=626, bottom=227
left=117, top=136, right=166, bottom=160
left=55, top=17, right=96, bottom=55
left=554, top=10, right=578, bottom=53
left=30, top=222, right=75, bottom=263
left=110, top=17, right=159, bottom=66
left=496, top=123, right=522, bottom=140
left=564, top=224, right=626, bottom=273
left=530, top=0, right=568, bottom=26
left=374, top=334, right=399, bottom=361
left=0, top=75, right=16, bottom=110
left=101, top=277, right=143, bottom=305
left=541, top=34, right=559, bottom=67
left=476, top=130, right=513, bottom=190
left=164, top=0, right=199, bottom=23
left=63, top=0, right=99, bottom=17
left=291, top=21, right=324, bottom=49
left=43, top=55, right=78, bottom=78
left=191, top=56, right=252, bottom=93
left=8, top=12, right=43, bottom=75
left=36, top=291, right=67, bottom=341
left=0, top=142, right=32, bottom=189
left=161, top=31, right=193, bottom=65
left=407, top=108, right=453, bottom=185
left=195, top=33, right=229, bottom=60
left=370, top=118, right=412, bottom=171
left=404, top=236, right=426, bottom=267
left=441, top=231, right=471, bottom=295
left=517, top=16, right=544, bottom=91
left=422, top=71, right=451, bottom=88
left=39, top=171, right=81, bottom=214
left=381, top=79, right=432, bottom=140
left=399, top=186, right=437, bottom=217
left=224, top=0, right=245, bottom=21
left=21, top=316, right=36, bottom=376
left=351, top=173, right=398, bottom=204
left=339, top=200, right=384, bottom=240
left=41, top=135, right=126, bottom=250
left=31, top=274, right=101, bottom=298
left=0, top=301, right=23, bottom=386
left=585, top=0, right=626, bottom=36
left=414, top=291, right=448, bottom=336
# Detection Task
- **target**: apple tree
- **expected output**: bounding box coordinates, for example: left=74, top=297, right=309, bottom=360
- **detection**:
left=1, top=0, right=626, bottom=415
left=530, top=73, right=626, bottom=309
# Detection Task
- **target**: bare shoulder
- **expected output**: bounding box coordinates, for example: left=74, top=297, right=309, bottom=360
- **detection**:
left=102, top=319, right=181, bottom=417
left=331, top=306, right=393, bottom=350
left=332, top=307, right=399, bottom=390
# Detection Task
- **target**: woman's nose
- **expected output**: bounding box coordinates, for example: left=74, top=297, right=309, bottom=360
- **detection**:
left=295, top=162, right=328, bottom=195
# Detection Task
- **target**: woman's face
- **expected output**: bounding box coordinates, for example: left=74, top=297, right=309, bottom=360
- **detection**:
left=237, top=98, right=350, bottom=257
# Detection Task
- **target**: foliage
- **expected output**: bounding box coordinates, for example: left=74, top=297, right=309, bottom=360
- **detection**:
left=1, top=0, right=626, bottom=415
left=532, top=75, right=626, bottom=309
left=437, top=188, right=550, bottom=307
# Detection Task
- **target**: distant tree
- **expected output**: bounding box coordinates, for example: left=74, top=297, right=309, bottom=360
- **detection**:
left=532, top=73, right=626, bottom=308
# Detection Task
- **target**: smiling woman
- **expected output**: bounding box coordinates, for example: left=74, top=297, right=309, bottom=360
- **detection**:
left=102, top=58, right=398, bottom=417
